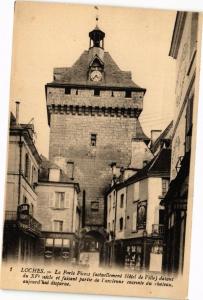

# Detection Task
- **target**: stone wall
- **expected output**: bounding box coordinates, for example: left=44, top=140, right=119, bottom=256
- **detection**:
left=36, top=183, right=77, bottom=233
left=48, top=109, right=140, bottom=226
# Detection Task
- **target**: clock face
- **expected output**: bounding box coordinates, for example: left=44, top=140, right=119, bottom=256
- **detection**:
left=90, top=70, right=102, bottom=82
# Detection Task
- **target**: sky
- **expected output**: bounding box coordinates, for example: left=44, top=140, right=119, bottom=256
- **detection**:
left=9, top=2, right=176, bottom=157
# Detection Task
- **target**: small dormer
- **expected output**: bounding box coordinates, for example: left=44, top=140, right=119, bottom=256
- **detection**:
left=49, top=168, right=61, bottom=182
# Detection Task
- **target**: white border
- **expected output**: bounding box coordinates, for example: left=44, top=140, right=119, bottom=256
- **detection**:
left=1, top=1, right=203, bottom=299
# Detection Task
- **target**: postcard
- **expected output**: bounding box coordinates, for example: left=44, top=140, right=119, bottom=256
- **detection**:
left=1, top=2, right=202, bottom=299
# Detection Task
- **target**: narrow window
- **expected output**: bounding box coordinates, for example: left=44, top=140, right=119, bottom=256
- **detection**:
left=23, top=196, right=27, bottom=204
left=94, top=89, right=100, bottom=96
left=125, top=90, right=132, bottom=98
left=67, top=161, right=74, bottom=179
left=119, top=218, right=123, bottom=231
left=91, top=134, right=97, bottom=146
left=65, top=87, right=71, bottom=95
left=31, top=166, right=37, bottom=187
left=120, top=194, right=124, bottom=208
left=30, top=203, right=34, bottom=216
left=25, top=153, right=30, bottom=179
left=111, top=91, right=114, bottom=97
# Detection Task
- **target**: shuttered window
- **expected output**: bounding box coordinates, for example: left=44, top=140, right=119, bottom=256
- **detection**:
left=55, top=192, right=65, bottom=209
left=49, top=192, right=70, bottom=209
left=132, top=205, right=137, bottom=232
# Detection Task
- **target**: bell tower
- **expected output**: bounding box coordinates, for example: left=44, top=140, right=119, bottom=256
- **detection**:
left=45, top=21, right=147, bottom=255
left=88, top=22, right=105, bottom=83
left=89, top=23, right=105, bottom=49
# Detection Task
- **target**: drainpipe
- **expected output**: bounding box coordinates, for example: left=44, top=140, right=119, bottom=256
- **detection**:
left=16, top=101, right=22, bottom=206
left=72, top=188, right=75, bottom=232
left=71, top=187, right=76, bottom=261
left=16, top=101, right=22, bottom=262
left=18, top=135, right=23, bottom=205
left=113, top=188, right=118, bottom=265
left=16, top=101, right=20, bottom=125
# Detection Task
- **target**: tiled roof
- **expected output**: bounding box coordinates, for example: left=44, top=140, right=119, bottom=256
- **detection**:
left=50, top=50, right=145, bottom=89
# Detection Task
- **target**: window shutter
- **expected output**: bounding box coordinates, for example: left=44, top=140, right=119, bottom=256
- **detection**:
left=132, top=205, right=137, bottom=231
left=49, top=192, right=55, bottom=208
left=134, top=184, right=139, bottom=201
left=65, top=192, right=70, bottom=208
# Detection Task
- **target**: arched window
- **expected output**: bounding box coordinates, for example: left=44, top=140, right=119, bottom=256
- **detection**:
left=25, top=153, right=30, bottom=179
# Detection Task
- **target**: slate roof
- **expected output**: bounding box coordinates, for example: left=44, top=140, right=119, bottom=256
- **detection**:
left=128, top=148, right=171, bottom=184
left=49, top=50, right=145, bottom=90
left=161, top=150, right=190, bottom=205
left=107, top=149, right=171, bottom=193
left=39, top=155, right=74, bottom=183
left=134, top=119, right=150, bottom=141
left=9, top=114, right=41, bottom=164
left=150, top=121, right=173, bottom=154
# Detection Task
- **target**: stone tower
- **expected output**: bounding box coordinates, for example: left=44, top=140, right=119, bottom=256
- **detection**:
left=45, top=25, right=146, bottom=237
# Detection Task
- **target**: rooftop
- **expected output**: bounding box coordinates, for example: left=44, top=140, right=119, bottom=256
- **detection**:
left=150, top=121, right=173, bottom=154
left=48, top=50, right=145, bottom=90
left=39, top=155, right=79, bottom=190
left=107, top=148, right=171, bottom=194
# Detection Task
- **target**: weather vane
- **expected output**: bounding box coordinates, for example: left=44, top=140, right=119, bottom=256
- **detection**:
left=94, top=6, right=99, bottom=25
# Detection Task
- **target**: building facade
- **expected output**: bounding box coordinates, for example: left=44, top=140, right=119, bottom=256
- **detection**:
left=162, top=12, right=199, bottom=274
left=35, top=156, right=80, bottom=264
left=105, top=126, right=172, bottom=271
left=45, top=25, right=147, bottom=260
left=3, top=110, right=42, bottom=262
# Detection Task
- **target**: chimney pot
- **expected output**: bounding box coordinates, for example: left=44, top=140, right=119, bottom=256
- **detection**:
left=15, top=101, right=20, bottom=125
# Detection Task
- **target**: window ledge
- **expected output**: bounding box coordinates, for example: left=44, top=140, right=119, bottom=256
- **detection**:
left=50, top=207, right=67, bottom=210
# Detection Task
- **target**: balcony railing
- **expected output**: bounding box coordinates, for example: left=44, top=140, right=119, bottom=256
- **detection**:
left=152, top=224, right=165, bottom=237
left=5, top=210, right=41, bottom=237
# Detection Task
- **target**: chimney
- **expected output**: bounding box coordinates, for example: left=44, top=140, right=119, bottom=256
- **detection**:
left=15, top=101, right=20, bottom=125
left=110, top=162, right=117, bottom=176
left=151, top=130, right=162, bottom=145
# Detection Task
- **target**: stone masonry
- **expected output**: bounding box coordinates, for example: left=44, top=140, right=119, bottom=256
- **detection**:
left=46, top=25, right=146, bottom=229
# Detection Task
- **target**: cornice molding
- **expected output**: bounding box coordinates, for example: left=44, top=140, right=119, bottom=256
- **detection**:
left=47, top=104, right=141, bottom=124
left=169, top=12, right=187, bottom=59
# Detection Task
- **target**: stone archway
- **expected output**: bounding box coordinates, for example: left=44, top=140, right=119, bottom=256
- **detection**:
left=78, top=229, right=107, bottom=267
